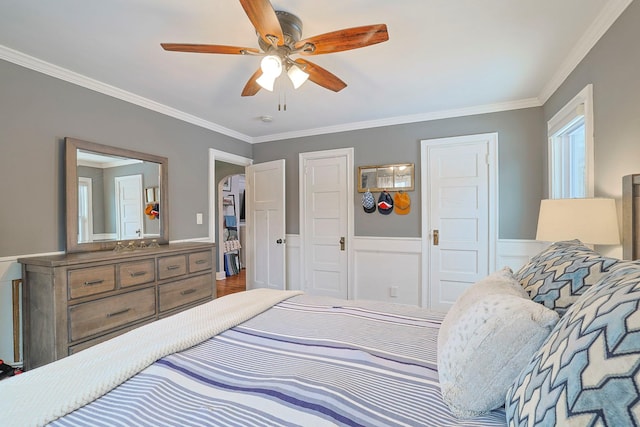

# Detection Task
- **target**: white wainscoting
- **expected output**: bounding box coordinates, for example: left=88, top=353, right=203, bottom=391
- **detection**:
left=285, top=234, right=302, bottom=291
left=285, top=236, right=547, bottom=307
left=0, top=257, right=22, bottom=366
left=0, top=238, right=544, bottom=365
left=352, top=237, right=423, bottom=305
left=0, top=251, right=64, bottom=367
left=496, top=239, right=549, bottom=272
left=0, top=257, right=25, bottom=366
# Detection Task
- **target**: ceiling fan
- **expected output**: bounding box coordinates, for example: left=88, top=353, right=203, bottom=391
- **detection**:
left=161, top=0, right=389, bottom=96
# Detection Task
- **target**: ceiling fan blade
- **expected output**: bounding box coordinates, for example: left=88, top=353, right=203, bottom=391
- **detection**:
left=241, top=68, right=263, bottom=96
left=239, top=0, right=284, bottom=46
left=295, top=59, right=347, bottom=92
left=294, top=24, right=389, bottom=55
left=161, top=43, right=259, bottom=55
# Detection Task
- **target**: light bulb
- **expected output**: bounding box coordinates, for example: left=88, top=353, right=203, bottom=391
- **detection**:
left=260, top=55, right=283, bottom=77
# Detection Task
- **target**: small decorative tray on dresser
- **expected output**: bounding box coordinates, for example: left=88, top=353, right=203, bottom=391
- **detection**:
left=18, top=242, right=215, bottom=370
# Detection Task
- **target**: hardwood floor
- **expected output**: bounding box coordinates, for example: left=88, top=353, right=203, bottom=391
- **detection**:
left=216, top=269, right=246, bottom=298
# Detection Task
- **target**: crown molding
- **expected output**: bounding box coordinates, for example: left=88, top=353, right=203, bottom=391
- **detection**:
left=0, top=45, right=252, bottom=143
left=1, top=0, right=631, bottom=145
left=251, top=97, right=542, bottom=143
left=538, top=0, right=633, bottom=104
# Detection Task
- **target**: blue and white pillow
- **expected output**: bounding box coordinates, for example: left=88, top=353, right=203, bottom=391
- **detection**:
left=505, top=262, right=640, bottom=426
left=515, top=240, right=619, bottom=315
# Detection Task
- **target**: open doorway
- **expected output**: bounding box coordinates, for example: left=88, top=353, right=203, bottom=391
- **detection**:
left=208, top=149, right=253, bottom=297
left=217, top=171, right=246, bottom=296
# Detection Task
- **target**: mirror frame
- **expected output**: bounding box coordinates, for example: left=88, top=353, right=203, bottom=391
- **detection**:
left=65, top=137, right=169, bottom=253
left=357, top=163, right=415, bottom=193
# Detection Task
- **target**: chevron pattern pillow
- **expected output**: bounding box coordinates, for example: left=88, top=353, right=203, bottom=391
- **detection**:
left=515, top=240, right=619, bottom=315
left=505, top=262, right=640, bottom=426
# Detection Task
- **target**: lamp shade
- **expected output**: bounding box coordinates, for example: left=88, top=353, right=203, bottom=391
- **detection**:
left=536, top=198, right=620, bottom=245
left=256, top=73, right=277, bottom=91
left=287, top=64, right=309, bottom=89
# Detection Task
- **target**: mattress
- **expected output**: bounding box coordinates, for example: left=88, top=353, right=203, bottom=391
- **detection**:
left=47, top=294, right=507, bottom=426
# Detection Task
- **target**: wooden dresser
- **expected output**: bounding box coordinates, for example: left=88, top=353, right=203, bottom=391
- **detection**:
left=18, top=242, right=215, bottom=370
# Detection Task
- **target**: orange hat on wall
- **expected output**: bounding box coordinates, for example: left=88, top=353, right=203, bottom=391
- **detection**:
left=394, top=192, right=411, bottom=215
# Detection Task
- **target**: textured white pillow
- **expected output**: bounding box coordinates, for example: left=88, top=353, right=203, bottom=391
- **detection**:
left=437, top=269, right=559, bottom=419
left=437, top=267, right=529, bottom=352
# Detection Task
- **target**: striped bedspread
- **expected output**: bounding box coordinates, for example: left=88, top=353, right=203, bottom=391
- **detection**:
left=50, top=295, right=507, bottom=426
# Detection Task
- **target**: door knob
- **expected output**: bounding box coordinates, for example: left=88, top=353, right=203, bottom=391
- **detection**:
left=276, top=238, right=284, bottom=244
left=433, top=229, right=439, bottom=246
left=339, top=236, right=345, bottom=251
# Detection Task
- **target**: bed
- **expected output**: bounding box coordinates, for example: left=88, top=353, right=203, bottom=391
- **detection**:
left=0, top=289, right=507, bottom=426
left=3, top=237, right=640, bottom=426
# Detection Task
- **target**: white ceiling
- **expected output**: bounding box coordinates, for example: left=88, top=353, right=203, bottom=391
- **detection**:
left=0, top=0, right=631, bottom=143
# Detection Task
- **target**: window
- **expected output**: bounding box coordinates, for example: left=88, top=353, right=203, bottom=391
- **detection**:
left=547, top=84, right=594, bottom=199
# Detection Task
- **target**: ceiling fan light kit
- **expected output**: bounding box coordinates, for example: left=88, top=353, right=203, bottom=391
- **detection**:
left=256, top=55, right=282, bottom=91
left=287, top=64, right=309, bottom=89
left=161, top=0, right=389, bottom=97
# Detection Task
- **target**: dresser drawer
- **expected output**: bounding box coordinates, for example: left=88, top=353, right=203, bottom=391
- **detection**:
left=68, top=287, right=156, bottom=342
left=68, top=319, right=154, bottom=356
left=189, top=251, right=212, bottom=273
left=159, top=274, right=213, bottom=312
left=68, top=265, right=116, bottom=299
left=158, top=255, right=187, bottom=280
left=119, top=259, right=155, bottom=288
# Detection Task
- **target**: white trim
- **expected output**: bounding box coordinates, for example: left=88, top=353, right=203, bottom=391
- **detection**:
left=169, top=237, right=211, bottom=244
left=0, top=0, right=629, bottom=143
left=496, top=239, right=549, bottom=272
left=420, top=133, right=499, bottom=308
left=352, top=237, right=422, bottom=305
left=0, top=43, right=541, bottom=144
left=299, top=148, right=354, bottom=298
left=538, top=0, right=633, bottom=103
left=252, top=98, right=540, bottom=144
left=547, top=84, right=594, bottom=198
left=0, top=251, right=65, bottom=264
left=285, top=234, right=302, bottom=291
left=208, top=149, right=253, bottom=278
left=0, top=45, right=251, bottom=143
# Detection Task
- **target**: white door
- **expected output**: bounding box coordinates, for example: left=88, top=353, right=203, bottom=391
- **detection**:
left=78, top=177, right=93, bottom=243
left=300, top=149, right=352, bottom=299
left=422, top=134, right=497, bottom=311
left=246, top=160, right=286, bottom=290
left=115, top=175, right=143, bottom=240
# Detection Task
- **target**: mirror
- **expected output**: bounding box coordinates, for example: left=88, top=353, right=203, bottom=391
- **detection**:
left=66, top=137, right=169, bottom=253
left=357, top=163, right=414, bottom=193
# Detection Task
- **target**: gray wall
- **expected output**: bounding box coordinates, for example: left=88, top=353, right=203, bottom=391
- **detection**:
left=543, top=0, right=640, bottom=206
left=253, top=107, right=545, bottom=239
left=0, top=60, right=252, bottom=257
left=2, top=0, right=637, bottom=258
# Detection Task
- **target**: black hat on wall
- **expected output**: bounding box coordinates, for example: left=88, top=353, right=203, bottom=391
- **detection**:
left=377, top=191, right=393, bottom=215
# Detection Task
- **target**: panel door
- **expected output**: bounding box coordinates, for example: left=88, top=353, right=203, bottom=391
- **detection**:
left=246, top=160, right=286, bottom=290
left=115, top=174, right=143, bottom=240
left=302, top=154, right=349, bottom=298
left=426, top=135, right=495, bottom=310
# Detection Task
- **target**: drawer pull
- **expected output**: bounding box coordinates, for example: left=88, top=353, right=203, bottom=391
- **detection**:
left=195, top=259, right=207, bottom=265
left=107, top=308, right=131, bottom=318
left=84, top=279, right=105, bottom=286
left=129, top=271, right=147, bottom=277
left=166, top=265, right=181, bottom=271
left=180, top=288, right=196, bottom=296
